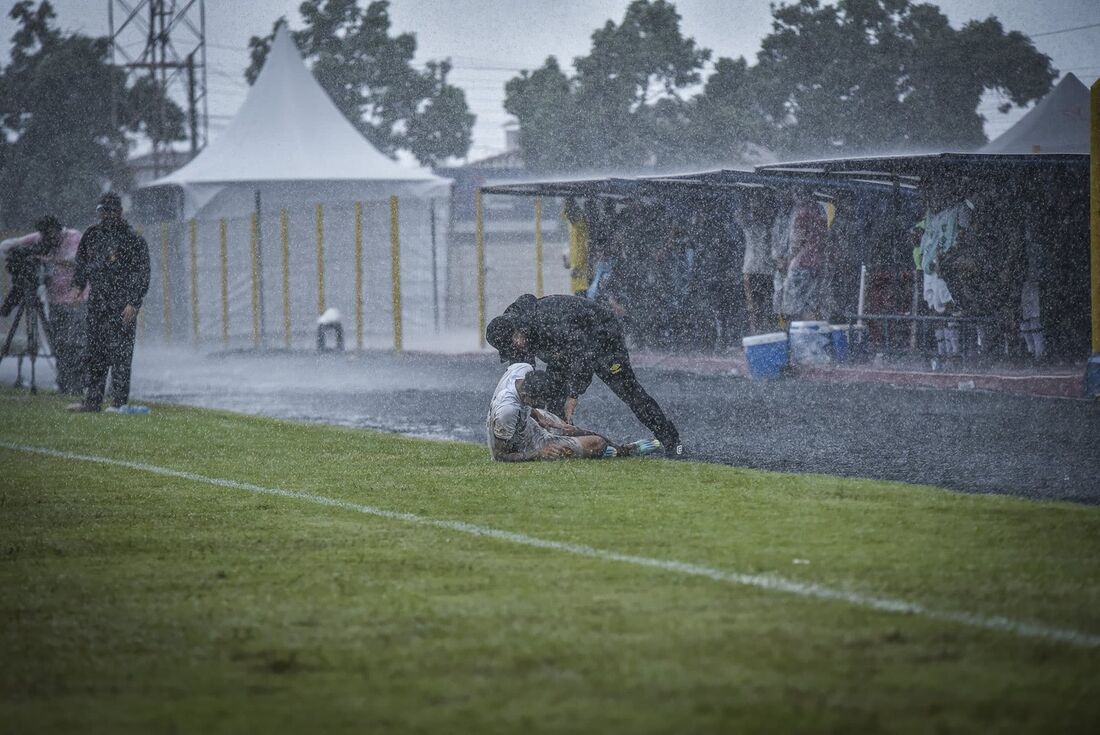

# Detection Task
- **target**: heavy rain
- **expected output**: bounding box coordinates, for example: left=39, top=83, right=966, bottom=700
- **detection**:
left=1, top=1, right=1098, bottom=731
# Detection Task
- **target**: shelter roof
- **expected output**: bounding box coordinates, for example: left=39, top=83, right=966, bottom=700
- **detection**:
left=479, top=168, right=918, bottom=200
left=756, top=152, right=1087, bottom=181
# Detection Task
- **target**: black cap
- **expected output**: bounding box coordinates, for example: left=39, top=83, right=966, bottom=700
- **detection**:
left=486, top=315, right=516, bottom=352
left=35, top=215, right=62, bottom=234
left=97, top=192, right=122, bottom=213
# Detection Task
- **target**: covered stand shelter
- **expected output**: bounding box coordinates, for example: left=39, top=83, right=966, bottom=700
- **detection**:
left=134, top=25, right=450, bottom=348
left=759, top=153, right=1091, bottom=358
left=482, top=150, right=1090, bottom=359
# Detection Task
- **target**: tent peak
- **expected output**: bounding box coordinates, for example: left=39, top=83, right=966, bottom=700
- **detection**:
left=142, top=14, right=442, bottom=189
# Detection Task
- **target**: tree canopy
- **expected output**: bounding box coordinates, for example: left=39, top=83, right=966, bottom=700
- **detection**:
left=245, top=0, right=474, bottom=167
left=753, top=0, right=1056, bottom=155
left=503, top=0, right=1056, bottom=173
left=505, top=0, right=712, bottom=173
left=0, top=1, right=185, bottom=228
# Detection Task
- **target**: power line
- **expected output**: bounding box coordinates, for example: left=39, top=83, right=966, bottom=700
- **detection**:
left=1029, top=21, right=1100, bottom=38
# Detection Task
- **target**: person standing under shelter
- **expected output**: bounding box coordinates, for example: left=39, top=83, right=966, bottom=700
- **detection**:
left=780, top=188, right=830, bottom=320
left=736, top=191, right=775, bottom=333
left=0, top=216, right=88, bottom=394
left=770, top=190, right=793, bottom=322
left=69, top=192, right=150, bottom=412
left=562, top=197, right=589, bottom=296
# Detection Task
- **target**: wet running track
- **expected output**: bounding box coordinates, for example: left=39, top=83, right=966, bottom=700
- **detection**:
left=6, top=348, right=1098, bottom=504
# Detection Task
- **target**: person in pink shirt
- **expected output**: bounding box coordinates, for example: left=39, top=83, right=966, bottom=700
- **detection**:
left=0, top=216, right=88, bottom=393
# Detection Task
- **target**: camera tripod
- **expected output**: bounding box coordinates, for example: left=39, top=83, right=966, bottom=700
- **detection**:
left=0, top=290, right=54, bottom=394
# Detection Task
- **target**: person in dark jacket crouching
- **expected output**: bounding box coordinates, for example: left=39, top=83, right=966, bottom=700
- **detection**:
left=68, top=192, right=150, bottom=412
left=486, top=293, right=682, bottom=457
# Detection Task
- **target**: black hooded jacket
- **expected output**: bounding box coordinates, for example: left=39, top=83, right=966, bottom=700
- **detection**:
left=501, top=294, right=623, bottom=397
left=74, top=219, right=151, bottom=314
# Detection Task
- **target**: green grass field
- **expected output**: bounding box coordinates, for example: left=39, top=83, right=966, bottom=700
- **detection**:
left=1, top=390, right=1099, bottom=733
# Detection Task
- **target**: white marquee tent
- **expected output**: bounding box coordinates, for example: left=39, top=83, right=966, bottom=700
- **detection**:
left=135, top=25, right=451, bottom=347
left=979, top=73, right=1090, bottom=155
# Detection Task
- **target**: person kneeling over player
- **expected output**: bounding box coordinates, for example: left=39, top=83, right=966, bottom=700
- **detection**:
left=487, top=362, right=659, bottom=462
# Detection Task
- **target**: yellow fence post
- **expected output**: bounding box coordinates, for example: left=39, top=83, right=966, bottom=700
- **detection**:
left=476, top=189, right=486, bottom=349
left=316, top=204, right=325, bottom=316
left=159, top=222, right=172, bottom=342
left=189, top=219, right=198, bottom=348
left=281, top=208, right=291, bottom=349
left=250, top=212, right=260, bottom=348
left=354, top=202, right=364, bottom=350
left=534, top=196, right=544, bottom=297
left=219, top=218, right=228, bottom=347
left=390, top=195, right=402, bottom=352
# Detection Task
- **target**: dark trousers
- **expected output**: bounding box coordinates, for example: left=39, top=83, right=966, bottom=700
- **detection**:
left=744, top=273, right=774, bottom=335
left=549, top=338, right=679, bottom=447
left=48, top=303, right=87, bottom=395
left=84, top=307, right=137, bottom=408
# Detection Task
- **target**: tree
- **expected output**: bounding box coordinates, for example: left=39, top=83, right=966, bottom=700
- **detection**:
left=753, top=0, right=1056, bottom=155
left=505, top=0, right=711, bottom=173
left=683, top=56, right=772, bottom=166
left=246, top=0, right=474, bottom=167
left=0, top=1, right=185, bottom=228
left=503, top=57, right=581, bottom=171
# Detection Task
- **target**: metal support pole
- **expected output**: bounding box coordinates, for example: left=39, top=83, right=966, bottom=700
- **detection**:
left=250, top=212, right=260, bottom=349
left=354, top=202, right=364, bottom=350
left=1086, top=79, right=1100, bottom=398
left=186, top=52, right=198, bottom=157
left=219, top=218, right=228, bottom=346
left=281, top=208, right=291, bottom=348
left=390, top=195, right=402, bottom=352
left=160, top=222, right=171, bottom=341
left=254, top=190, right=266, bottom=345
left=534, top=196, right=544, bottom=297
left=430, top=199, right=440, bottom=333
left=189, top=219, right=199, bottom=347
left=315, top=204, right=325, bottom=316
left=476, top=189, right=486, bottom=349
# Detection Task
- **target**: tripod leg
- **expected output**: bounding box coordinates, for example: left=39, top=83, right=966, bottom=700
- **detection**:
left=26, top=299, right=38, bottom=394
left=15, top=355, right=24, bottom=388
left=1, top=302, right=27, bottom=364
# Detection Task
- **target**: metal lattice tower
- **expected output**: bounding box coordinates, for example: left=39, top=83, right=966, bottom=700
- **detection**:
left=108, top=0, right=208, bottom=177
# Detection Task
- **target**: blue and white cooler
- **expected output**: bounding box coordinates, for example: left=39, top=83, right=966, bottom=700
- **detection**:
left=742, top=332, right=789, bottom=379
left=788, top=321, right=832, bottom=366
left=829, top=324, right=850, bottom=363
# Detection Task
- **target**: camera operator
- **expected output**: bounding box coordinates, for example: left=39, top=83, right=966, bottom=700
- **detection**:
left=0, top=216, right=89, bottom=393
left=69, top=192, right=150, bottom=413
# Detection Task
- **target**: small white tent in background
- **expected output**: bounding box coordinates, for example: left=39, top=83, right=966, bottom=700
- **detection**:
left=979, top=73, right=1090, bottom=154
left=135, top=24, right=451, bottom=348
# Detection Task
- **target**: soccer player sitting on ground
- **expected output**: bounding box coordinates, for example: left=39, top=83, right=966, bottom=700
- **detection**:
left=487, top=362, right=660, bottom=462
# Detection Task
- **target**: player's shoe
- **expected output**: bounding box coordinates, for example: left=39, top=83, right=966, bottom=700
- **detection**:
left=601, top=445, right=618, bottom=458
left=618, top=438, right=662, bottom=457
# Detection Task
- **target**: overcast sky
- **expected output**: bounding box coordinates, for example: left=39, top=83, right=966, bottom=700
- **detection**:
left=4, top=0, right=1098, bottom=160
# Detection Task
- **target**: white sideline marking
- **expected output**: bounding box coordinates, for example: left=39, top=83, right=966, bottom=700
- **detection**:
left=4, top=440, right=1099, bottom=649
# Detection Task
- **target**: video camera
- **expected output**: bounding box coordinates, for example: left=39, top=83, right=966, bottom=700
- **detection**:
left=1, top=241, right=48, bottom=318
